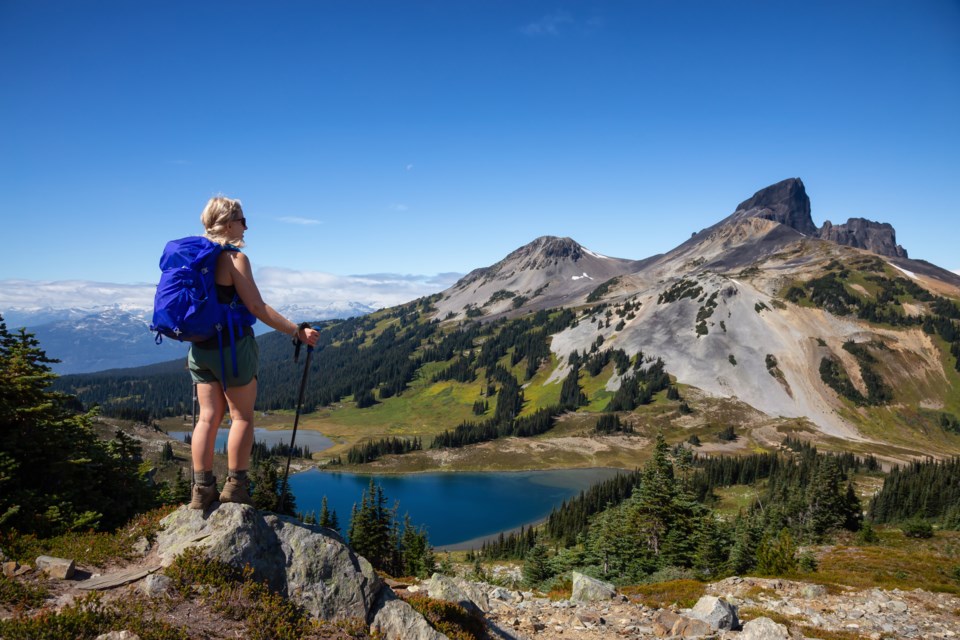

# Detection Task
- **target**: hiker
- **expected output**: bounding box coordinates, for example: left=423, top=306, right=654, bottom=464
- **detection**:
left=188, top=196, right=319, bottom=509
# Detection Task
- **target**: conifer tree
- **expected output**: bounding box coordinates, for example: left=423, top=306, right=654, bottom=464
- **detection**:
left=250, top=461, right=297, bottom=516
left=0, top=318, right=156, bottom=536
left=756, top=528, right=798, bottom=575
left=523, top=543, right=551, bottom=586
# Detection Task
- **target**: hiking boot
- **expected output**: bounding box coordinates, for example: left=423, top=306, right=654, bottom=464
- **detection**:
left=219, top=476, right=252, bottom=505
left=188, top=481, right=218, bottom=510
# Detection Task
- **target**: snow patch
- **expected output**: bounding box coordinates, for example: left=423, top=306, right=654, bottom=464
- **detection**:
left=583, top=248, right=611, bottom=260
left=571, top=272, right=594, bottom=281
left=890, top=263, right=918, bottom=280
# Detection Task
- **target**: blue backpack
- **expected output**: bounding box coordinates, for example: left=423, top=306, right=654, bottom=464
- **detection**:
left=150, top=236, right=256, bottom=385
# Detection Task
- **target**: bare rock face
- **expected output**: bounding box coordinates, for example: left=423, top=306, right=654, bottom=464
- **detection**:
left=731, top=177, right=817, bottom=236
left=818, top=217, right=908, bottom=258
left=156, top=504, right=381, bottom=622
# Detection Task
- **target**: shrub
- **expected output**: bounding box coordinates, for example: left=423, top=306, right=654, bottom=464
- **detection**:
left=901, top=519, right=934, bottom=539
left=0, top=574, right=49, bottom=608
left=405, top=593, right=486, bottom=640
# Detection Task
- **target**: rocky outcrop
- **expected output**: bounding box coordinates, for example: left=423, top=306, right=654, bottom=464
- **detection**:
left=157, top=504, right=381, bottom=621
left=417, top=572, right=960, bottom=639
left=818, top=217, right=908, bottom=258
left=730, top=178, right=817, bottom=236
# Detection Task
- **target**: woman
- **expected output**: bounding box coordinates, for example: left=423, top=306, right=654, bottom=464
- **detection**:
left=188, top=196, right=319, bottom=510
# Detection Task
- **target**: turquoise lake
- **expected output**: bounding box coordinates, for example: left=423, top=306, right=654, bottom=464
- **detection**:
left=287, top=467, right=623, bottom=548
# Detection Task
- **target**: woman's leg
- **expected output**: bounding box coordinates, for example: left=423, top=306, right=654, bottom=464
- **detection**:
left=192, top=382, right=227, bottom=472
left=224, top=378, right=257, bottom=471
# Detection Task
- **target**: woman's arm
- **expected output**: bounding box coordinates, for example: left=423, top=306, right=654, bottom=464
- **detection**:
left=226, top=251, right=319, bottom=345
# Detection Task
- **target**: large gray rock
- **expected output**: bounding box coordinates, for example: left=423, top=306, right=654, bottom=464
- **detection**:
left=425, top=573, right=491, bottom=614
left=571, top=571, right=616, bottom=603
left=138, top=573, right=172, bottom=598
left=738, top=616, right=789, bottom=640
left=36, top=555, right=75, bottom=579
left=156, top=504, right=380, bottom=621
left=688, top=595, right=739, bottom=630
left=370, top=590, right=449, bottom=640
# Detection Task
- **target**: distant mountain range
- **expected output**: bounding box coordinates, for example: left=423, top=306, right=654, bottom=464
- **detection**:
left=2, top=301, right=377, bottom=374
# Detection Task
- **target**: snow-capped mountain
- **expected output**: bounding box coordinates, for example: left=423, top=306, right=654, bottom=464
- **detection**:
left=2, top=301, right=376, bottom=375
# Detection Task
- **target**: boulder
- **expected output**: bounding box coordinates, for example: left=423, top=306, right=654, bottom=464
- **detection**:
left=370, top=589, right=450, bottom=640
left=94, top=633, right=141, bottom=640
left=688, top=595, right=739, bottom=630
left=138, top=573, right=172, bottom=598
left=2, top=561, right=19, bottom=578
left=671, top=615, right=714, bottom=637
left=36, top=555, right=75, bottom=579
left=738, top=616, right=790, bottom=640
left=571, top=571, right=616, bottom=603
left=425, top=573, right=490, bottom=614
left=156, top=504, right=380, bottom=621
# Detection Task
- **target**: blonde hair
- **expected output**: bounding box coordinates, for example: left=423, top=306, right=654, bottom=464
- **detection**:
left=201, top=196, right=246, bottom=247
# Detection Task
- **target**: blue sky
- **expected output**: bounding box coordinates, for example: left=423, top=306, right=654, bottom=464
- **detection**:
left=1, top=0, right=958, bottom=311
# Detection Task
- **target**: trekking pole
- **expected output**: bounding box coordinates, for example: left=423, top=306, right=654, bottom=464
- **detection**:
left=279, top=324, right=314, bottom=514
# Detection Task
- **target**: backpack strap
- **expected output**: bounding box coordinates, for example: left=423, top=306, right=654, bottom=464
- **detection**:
left=216, top=323, right=229, bottom=392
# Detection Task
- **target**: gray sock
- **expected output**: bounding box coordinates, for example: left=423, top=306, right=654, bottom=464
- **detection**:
left=194, top=470, right=214, bottom=486
left=228, top=469, right=248, bottom=483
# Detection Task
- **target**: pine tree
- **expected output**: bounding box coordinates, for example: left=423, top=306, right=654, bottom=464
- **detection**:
left=756, top=528, right=798, bottom=575
left=629, top=433, right=676, bottom=556
left=318, top=495, right=340, bottom=533
left=522, top=543, right=551, bottom=587
left=250, top=461, right=297, bottom=515
left=0, top=319, right=156, bottom=536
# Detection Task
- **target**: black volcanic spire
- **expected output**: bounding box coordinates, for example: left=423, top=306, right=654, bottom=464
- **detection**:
left=733, top=178, right=817, bottom=236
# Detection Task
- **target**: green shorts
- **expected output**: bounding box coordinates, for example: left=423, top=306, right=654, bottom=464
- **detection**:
left=188, top=335, right=259, bottom=387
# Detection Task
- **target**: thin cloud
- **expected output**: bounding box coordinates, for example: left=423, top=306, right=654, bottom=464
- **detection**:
left=0, top=268, right=462, bottom=319
left=277, top=216, right=323, bottom=225
left=521, top=11, right=573, bottom=36
left=405, top=164, right=414, bottom=171
left=390, top=203, right=409, bottom=212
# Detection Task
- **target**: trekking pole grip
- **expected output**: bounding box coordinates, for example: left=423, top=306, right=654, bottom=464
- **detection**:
left=292, top=322, right=313, bottom=363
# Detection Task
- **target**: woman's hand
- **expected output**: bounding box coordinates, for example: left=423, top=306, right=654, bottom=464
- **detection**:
left=297, top=326, right=320, bottom=347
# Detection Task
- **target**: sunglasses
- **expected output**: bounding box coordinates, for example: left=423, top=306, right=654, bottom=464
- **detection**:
left=233, top=217, right=247, bottom=228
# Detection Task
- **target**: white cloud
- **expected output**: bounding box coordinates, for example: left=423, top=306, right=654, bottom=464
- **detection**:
left=0, top=279, right=156, bottom=311
left=521, top=11, right=573, bottom=36
left=277, top=216, right=323, bottom=225
left=256, top=268, right=460, bottom=309
left=0, top=270, right=463, bottom=315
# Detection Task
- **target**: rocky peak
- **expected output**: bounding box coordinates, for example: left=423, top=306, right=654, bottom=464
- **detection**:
left=818, top=218, right=908, bottom=258
left=732, top=178, right=818, bottom=236
left=505, top=236, right=585, bottom=270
